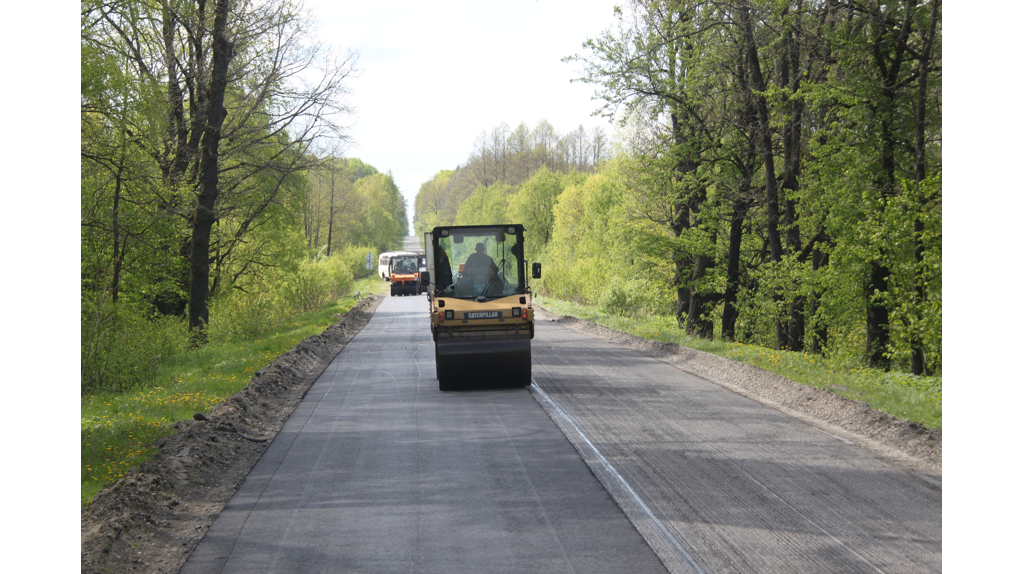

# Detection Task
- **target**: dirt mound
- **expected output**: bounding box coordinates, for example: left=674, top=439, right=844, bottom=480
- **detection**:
left=80, top=295, right=383, bottom=574
left=536, top=308, right=941, bottom=479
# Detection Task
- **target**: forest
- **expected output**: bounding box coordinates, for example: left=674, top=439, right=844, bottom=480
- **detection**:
left=414, top=0, right=941, bottom=375
left=81, top=0, right=940, bottom=394
left=81, top=0, right=408, bottom=392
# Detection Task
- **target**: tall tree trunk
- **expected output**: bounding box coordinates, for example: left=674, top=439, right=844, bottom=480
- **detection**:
left=686, top=252, right=715, bottom=339
left=910, top=0, right=939, bottom=375
left=808, top=247, right=829, bottom=354
left=669, top=110, right=694, bottom=329
left=110, top=154, right=125, bottom=304
left=866, top=0, right=916, bottom=369
left=721, top=196, right=750, bottom=340
left=186, top=0, right=209, bottom=185
left=326, top=163, right=336, bottom=257
left=780, top=10, right=805, bottom=351
left=722, top=18, right=758, bottom=342
left=188, top=0, right=233, bottom=342
left=739, top=1, right=785, bottom=349
left=684, top=186, right=714, bottom=339
left=162, top=3, right=189, bottom=185
left=865, top=262, right=890, bottom=367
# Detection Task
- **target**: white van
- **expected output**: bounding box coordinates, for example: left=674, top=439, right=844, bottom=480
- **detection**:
left=378, top=252, right=396, bottom=280
left=379, top=251, right=417, bottom=280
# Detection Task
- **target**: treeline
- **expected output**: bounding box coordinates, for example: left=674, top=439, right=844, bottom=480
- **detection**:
left=304, top=158, right=408, bottom=255
left=81, top=0, right=406, bottom=391
left=413, top=120, right=609, bottom=236
left=416, top=0, right=941, bottom=375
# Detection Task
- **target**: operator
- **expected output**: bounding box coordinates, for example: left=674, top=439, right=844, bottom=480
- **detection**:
left=464, top=242, right=497, bottom=276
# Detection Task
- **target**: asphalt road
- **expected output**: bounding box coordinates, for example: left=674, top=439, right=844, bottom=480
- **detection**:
left=183, top=237, right=940, bottom=574
left=402, top=235, right=422, bottom=252
left=530, top=322, right=941, bottom=573
left=181, top=291, right=667, bottom=574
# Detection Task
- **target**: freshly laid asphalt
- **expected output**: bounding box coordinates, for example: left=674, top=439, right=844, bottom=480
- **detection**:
left=530, top=322, right=940, bottom=573
left=183, top=239, right=940, bottom=574
left=180, top=293, right=667, bottom=574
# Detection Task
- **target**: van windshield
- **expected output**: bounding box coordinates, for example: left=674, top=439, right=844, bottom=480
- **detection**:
left=433, top=227, right=525, bottom=299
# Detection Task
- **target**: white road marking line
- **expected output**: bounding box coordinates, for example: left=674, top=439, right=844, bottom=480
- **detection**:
left=531, top=379, right=706, bottom=574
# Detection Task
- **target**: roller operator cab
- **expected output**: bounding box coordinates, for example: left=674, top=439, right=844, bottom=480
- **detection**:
left=423, top=224, right=541, bottom=391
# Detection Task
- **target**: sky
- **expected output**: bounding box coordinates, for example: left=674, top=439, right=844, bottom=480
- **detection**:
left=301, top=0, right=622, bottom=229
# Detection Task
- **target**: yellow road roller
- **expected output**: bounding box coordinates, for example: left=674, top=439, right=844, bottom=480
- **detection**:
left=423, top=224, right=541, bottom=391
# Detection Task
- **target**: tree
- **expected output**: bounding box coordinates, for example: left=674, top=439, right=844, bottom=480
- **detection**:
left=800, top=0, right=941, bottom=370
left=565, top=0, right=940, bottom=369
left=81, top=0, right=358, bottom=342
left=506, top=167, right=567, bottom=253
left=568, top=0, right=724, bottom=336
left=188, top=0, right=234, bottom=341
left=349, top=173, right=407, bottom=252
left=413, top=170, right=454, bottom=236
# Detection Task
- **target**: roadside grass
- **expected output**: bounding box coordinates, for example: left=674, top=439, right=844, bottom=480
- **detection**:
left=81, top=278, right=388, bottom=506
left=534, top=297, right=942, bottom=431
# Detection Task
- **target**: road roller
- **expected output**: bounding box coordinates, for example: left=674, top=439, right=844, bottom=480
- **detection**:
left=423, top=224, right=541, bottom=391
left=388, top=253, right=421, bottom=296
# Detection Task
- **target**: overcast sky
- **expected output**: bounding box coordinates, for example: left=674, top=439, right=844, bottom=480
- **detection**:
left=302, top=0, right=622, bottom=229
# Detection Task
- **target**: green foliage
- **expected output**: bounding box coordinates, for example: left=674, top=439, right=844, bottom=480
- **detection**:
left=81, top=297, right=188, bottom=394
left=412, top=3, right=942, bottom=376
left=455, top=183, right=513, bottom=226
left=207, top=284, right=284, bottom=343
left=414, top=169, right=471, bottom=235
left=599, top=277, right=669, bottom=317
left=279, top=255, right=354, bottom=313
left=412, top=119, right=610, bottom=237
left=548, top=0, right=942, bottom=372
left=538, top=158, right=674, bottom=313
left=82, top=0, right=365, bottom=354
left=505, top=167, right=566, bottom=251
left=338, top=245, right=382, bottom=280
left=346, top=172, right=408, bottom=251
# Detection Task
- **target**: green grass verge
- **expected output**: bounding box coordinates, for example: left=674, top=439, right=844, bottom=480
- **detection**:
left=535, top=297, right=942, bottom=431
left=81, top=278, right=389, bottom=506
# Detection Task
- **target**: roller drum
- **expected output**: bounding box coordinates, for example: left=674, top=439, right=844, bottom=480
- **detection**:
left=435, top=335, right=531, bottom=390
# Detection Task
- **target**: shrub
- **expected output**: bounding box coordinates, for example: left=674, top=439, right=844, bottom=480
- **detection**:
left=339, top=244, right=380, bottom=281
left=599, top=276, right=668, bottom=317
left=81, top=298, right=186, bottom=393
left=207, top=285, right=283, bottom=342
left=279, top=255, right=353, bottom=313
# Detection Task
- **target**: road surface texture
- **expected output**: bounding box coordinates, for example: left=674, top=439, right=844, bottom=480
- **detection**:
left=401, top=236, right=422, bottom=252
left=181, top=292, right=667, bottom=574
left=182, top=238, right=939, bottom=574
left=530, top=323, right=940, bottom=573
